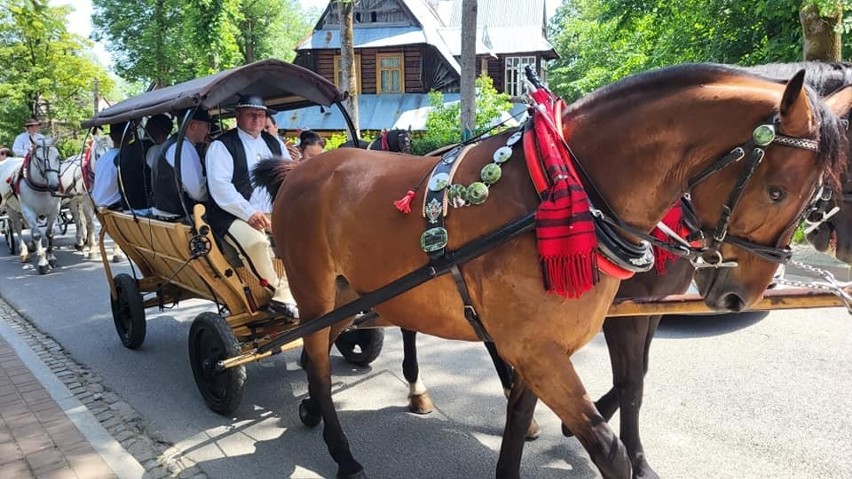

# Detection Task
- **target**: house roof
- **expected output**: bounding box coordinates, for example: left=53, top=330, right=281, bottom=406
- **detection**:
left=298, top=0, right=554, bottom=63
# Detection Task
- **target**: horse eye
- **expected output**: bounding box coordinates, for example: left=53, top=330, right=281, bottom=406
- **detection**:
left=767, top=186, right=785, bottom=202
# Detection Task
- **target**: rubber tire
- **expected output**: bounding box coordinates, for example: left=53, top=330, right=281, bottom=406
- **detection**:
left=4, top=221, right=15, bottom=255
left=110, top=273, right=146, bottom=349
left=188, top=312, right=246, bottom=416
left=334, top=329, right=384, bottom=367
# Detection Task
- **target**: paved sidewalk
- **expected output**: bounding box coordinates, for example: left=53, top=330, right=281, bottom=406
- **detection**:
left=0, top=335, right=118, bottom=478
left=0, top=319, right=145, bottom=479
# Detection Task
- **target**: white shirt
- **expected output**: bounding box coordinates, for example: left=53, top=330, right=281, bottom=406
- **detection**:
left=91, top=148, right=122, bottom=208
left=151, top=140, right=208, bottom=218
left=205, top=128, right=290, bottom=221
left=145, top=142, right=165, bottom=169
left=13, top=132, right=45, bottom=157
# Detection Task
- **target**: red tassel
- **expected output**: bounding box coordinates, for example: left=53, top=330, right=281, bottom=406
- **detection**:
left=393, top=189, right=416, bottom=214
left=259, top=278, right=269, bottom=288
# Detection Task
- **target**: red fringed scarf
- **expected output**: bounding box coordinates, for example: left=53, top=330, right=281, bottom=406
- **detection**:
left=650, top=203, right=691, bottom=275
left=530, top=90, right=598, bottom=298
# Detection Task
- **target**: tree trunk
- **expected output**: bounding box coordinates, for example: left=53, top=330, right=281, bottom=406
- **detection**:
left=460, top=0, right=477, bottom=140
left=340, top=1, right=360, bottom=139
left=800, top=2, right=842, bottom=61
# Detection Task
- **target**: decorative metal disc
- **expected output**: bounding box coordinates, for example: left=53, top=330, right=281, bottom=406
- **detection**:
left=425, top=197, right=443, bottom=224
left=466, top=182, right=489, bottom=205
left=428, top=172, right=450, bottom=192
left=448, top=184, right=467, bottom=208
left=493, top=146, right=513, bottom=164
left=420, top=227, right=448, bottom=253
left=506, top=131, right=523, bottom=146
left=481, top=163, right=503, bottom=185
left=753, top=124, right=775, bottom=147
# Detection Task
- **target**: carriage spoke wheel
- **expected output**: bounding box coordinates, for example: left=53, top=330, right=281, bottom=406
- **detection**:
left=110, top=274, right=146, bottom=349
left=334, top=328, right=385, bottom=367
left=4, top=220, right=14, bottom=255
left=188, top=312, right=245, bottom=416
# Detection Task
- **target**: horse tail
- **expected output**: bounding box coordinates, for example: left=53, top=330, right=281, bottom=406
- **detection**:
left=251, top=157, right=297, bottom=201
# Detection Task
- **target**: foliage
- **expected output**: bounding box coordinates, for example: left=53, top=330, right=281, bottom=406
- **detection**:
left=92, top=0, right=315, bottom=86
left=324, top=130, right=374, bottom=150
left=414, top=75, right=512, bottom=155
left=0, top=1, right=114, bottom=153
left=546, top=0, right=840, bottom=102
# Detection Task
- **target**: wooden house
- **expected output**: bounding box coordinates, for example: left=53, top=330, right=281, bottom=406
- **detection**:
left=281, top=0, right=556, bottom=132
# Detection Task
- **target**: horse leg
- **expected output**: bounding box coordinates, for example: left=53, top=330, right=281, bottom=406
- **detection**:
left=45, top=217, right=57, bottom=268
left=83, top=197, right=95, bottom=259
left=482, top=342, right=541, bottom=441
left=303, top=330, right=366, bottom=479
left=401, top=328, right=434, bottom=414
left=602, top=315, right=661, bottom=479
left=22, top=210, right=48, bottom=274
left=495, top=374, right=538, bottom=479
left=514, top=346, right=632, bottom=479
left=9, top=209, right=27, bottom=262
left=70, top=198, right=85, bottom=251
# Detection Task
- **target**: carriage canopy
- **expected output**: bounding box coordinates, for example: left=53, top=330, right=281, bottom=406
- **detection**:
left=82, top=59, right=349, bottom=128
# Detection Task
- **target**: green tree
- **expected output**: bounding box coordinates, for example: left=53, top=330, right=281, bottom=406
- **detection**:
left=0, top=1, right=114, bottom=149
left=92, top=0, right=314, bottom=86
left=415, top=75, right=512, bottom=155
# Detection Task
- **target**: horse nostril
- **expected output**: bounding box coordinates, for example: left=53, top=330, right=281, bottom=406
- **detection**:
left=721, top=292, right=745, bottom=312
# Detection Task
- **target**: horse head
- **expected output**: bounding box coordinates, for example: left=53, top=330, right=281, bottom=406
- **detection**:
left=801, top=85, right=852, bottom=263
left=29, top=136, right=62, bottom=193
left=565, top=65, right=847, bottom=311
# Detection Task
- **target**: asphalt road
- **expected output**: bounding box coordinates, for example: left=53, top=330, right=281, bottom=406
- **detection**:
left=0, top=228, right=851, bottom=479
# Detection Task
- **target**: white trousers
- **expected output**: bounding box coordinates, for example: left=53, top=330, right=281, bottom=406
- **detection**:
left=225, top=219, right=294, bottom=304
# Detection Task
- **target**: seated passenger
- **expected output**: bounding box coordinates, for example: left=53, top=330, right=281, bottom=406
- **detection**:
left=205, top=94, right=297, bottom=320
left=297, top=130, right=326, bottom=161
left=91, top=123, right=128, bottom=210
left=144, top=114, right=174, bottom=169
left=151, top=109, right=211, bottom=219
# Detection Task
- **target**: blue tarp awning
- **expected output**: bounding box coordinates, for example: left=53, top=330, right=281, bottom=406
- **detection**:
left=274, top=93, right=526, bottom=132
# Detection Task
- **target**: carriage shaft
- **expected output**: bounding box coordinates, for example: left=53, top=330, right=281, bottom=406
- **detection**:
left=608, top=287, right=850, bottom=317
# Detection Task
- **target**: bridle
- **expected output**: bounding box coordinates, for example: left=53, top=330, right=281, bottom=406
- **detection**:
left=583, top=117, right=823, bottom=268
left=25, top=140, right=62, bottom=192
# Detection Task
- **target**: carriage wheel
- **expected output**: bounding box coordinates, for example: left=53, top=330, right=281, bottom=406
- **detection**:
left=334, top=328, right=385, bottom=367
left=3, top=220, right=14, bottom=255
left=110, top=274, right=146, bottom=349
left=188, top=312, right=245, bottom=416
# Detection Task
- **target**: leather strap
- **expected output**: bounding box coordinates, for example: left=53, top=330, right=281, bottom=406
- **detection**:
left=449, top=264, right=492, bottom=342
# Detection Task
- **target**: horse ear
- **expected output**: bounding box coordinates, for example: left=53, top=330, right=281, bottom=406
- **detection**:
left=779, top=69, right=813, bottom=137
left=822, top=84, right=852, bottom=119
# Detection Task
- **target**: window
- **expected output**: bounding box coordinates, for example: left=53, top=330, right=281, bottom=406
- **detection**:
left=333, top=54, right=361, bottom=93
left=376, top=53, right=405, bottom=94
left=505, top=56, right=537, bottom=98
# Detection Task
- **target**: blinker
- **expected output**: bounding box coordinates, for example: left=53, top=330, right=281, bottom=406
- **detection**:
left=753, top=124, right=775, bottom=147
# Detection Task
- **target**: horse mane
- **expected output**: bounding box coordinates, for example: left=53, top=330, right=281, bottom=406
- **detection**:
left=745, top=62, right=852, bottom=96
left=252, top=156, right=298, bottom=200
left=571, top=62, right=848, bottom=192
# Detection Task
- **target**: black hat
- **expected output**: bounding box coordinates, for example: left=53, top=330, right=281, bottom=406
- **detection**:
left=234, top=94, right=268, bottom=111
left=189, top=108, right=211, bottom=123
left=146, top=114, right=173, bottom=135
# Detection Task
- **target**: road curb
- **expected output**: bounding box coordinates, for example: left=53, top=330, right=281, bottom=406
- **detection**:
left=0, top=297, right=207, bottom=479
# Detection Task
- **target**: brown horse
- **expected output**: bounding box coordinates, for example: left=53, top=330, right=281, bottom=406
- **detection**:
left=256, top=64, right=846, bottom=478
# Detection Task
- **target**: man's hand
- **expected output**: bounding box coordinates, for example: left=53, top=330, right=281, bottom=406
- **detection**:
left=248, top=211, right=271, bottom=231
left=286, top=142, right=302, bottom=161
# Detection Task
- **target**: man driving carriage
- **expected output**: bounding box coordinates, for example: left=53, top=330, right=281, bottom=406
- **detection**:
left=12, top=118, right=45, bottom=157
left=204, top=94, right=298, bottom=320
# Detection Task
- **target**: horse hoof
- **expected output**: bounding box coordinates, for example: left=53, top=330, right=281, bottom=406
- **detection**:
left=298, top=399, right=322, bottom=428
left=408, top=393, right=434, bottom=415
left=112, top=255, right=124, bottom=263
left=20, top=255, right=29, bottom=264
left=48, top=259, right=57, bottom=268
left=37, top=265, right=50, bottom=275
left=525, top=417, right=541, bottom=441
left=561, top=422, right=573, bottom=437
left=337, top=468, right=367, bottom=479
left=74, top=243, right=84, bottom=251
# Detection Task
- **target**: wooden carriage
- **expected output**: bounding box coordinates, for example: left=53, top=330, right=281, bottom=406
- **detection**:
left=82, top=59, right=382, bottom=415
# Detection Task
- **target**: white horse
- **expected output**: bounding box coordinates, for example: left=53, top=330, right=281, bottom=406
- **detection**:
left=61, top=135, right=124, bottom=261
left=0, top=137, right=62, bottom=274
